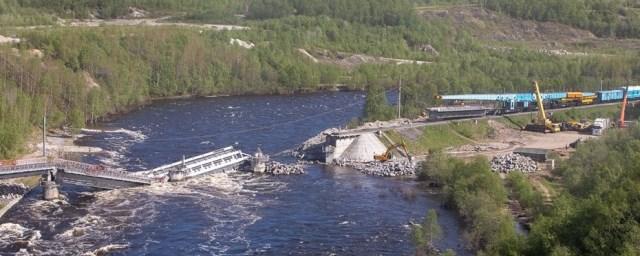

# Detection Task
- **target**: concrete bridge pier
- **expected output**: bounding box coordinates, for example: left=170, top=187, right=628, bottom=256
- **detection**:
left=41, top=170, right=59, bottom=200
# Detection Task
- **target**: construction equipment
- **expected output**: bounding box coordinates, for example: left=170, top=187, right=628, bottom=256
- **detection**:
left=619, top=85, right=630, bottom=128
left=375, top=141, right=411, bottom=162
left=592, top=118, right=611, bottom=136
left=559, top=92, right=597, bottom=106
left=562, top=120, right=591, bottom=132
left=525, top=81, right=561, bottom=133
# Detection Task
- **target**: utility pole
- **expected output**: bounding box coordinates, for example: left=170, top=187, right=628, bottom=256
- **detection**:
left=600, top=79, right=603, bottom=91
left=397, top=79, right=402, bottom=119
left=42, top=100, right=46, bottom=158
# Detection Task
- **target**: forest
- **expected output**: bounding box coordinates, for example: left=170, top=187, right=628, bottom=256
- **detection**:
left=418, top=127, right=640, bottom=255
left=484, top=0, right=640, bottom=38
left=2, top=0, right=639, bottom=157
left=1, top=1, right=640, bottom=255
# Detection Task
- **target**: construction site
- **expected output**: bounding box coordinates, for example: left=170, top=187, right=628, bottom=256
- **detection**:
left=296, top=80, right=636, bottom=178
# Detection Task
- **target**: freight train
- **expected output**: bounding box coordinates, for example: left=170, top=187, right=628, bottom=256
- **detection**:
left=431, top=86, right=638, bottom=121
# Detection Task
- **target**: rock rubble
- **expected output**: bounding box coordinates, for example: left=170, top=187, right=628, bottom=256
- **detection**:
left=0, top=183, right=29, bottom=200
left=337, top=160, right=416, bottom=177
left=265, top=161, right=305, bottom=175
left=491, top=153, right=537, bottom=173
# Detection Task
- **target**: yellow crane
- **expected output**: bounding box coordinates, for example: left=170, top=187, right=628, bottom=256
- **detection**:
left=525, top=81, right=561, bottom=133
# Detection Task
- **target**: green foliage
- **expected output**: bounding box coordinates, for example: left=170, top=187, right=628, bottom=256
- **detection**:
left=387, top=121, right=492, bottom=157
left=248, top=0, right=417, bottom=26
left=524, top=128, right=640, bottom=255
left=363, top=82, right=395, bottom=121
left=506, top=172, right=545, bottom=215
left=412, top=209, right=443, bottom=256
left=420, top=155, right=524, bottom=254
left=550, top=105, right=620, bottom=123
left=485, top=0, right=640, bottom=38
left=16, top=0, right=248, bottom=20
left=449, top=120, right=494, bottom=140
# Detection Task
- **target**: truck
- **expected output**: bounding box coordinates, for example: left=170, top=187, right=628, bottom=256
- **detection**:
left=592, top=118, right=610, bottom=136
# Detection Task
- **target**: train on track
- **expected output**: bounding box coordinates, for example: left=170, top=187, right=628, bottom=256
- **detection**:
left=430, top=86, right=638, bottom=121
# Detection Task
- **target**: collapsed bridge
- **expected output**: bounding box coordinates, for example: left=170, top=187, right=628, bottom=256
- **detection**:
left=0, top=146, right=251, bottom=200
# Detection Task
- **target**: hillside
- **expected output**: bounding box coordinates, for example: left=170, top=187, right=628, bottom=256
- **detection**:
left=1, top=1, right=640, bottom=255
left=0, top=1, right=639, bottom=158
left=420, top=5, right=640, bottom=55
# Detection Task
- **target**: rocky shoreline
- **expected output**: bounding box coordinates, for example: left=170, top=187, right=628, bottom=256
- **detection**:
left=336, top=160, right=417, bottom=177
left=0, top=178, right=40, bottom=218
left=264, top=161, right=306, bottom=175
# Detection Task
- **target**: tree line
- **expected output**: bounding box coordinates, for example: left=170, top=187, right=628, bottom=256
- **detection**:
left=483, top=0, right=640, bottom=38
left=417, top=126, right=640, bottom=255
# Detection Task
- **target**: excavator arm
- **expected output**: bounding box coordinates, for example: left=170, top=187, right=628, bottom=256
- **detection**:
left=374, top=141, right=412, bottom=162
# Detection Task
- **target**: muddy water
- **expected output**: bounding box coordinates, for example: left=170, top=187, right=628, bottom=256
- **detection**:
left=0, top=92, right=470, bottom=255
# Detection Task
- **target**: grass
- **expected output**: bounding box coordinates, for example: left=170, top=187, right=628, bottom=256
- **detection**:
left=449, top=120, right=495, bottom=140
left=387, top=120, right=494, bottom=155
left=15, top=176, right=41, bottom=189
left=549, top=105, right=621, bottom=122
left=497, top=104, right=626, bottom=128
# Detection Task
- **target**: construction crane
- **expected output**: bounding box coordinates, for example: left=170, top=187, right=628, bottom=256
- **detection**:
left=619, top=85, right=630, bottom=128
left=374, top=141, right=411, bottom=162
left=525, top=81, right=561, bottom=133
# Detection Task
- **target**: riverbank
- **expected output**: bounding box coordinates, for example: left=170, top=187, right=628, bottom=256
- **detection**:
left=0, top=92, right=470, bottom=255
left=0, top=130, right=104, bottom=219
left=0, top=176, right=40, bottom=218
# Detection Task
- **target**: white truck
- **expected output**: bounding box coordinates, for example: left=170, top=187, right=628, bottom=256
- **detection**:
left=592, top=118, right=611, bottom=136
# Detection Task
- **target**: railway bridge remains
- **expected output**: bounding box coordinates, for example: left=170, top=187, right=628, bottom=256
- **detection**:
left=0, top=158, right=155, bottom=200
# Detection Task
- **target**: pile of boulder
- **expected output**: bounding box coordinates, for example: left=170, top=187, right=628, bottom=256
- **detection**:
left=491, top=153, right=537, bottom=173
left=0, top=183, right=30, bottom=200
left=265, top=161, right=305, bottom=175
left=337, top=160, right=416, bottom=177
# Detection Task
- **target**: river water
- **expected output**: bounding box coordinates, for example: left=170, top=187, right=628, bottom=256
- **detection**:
left=0, top=92, right=469, bottom=255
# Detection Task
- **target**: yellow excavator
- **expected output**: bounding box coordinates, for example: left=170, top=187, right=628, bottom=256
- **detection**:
left=525, top=81, right=561, bottom=133
left=375, top=141, right=411, bottom=162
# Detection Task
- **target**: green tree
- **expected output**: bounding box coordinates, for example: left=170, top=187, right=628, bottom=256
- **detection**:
left=412, top=209, right=443, bottom=256
left=363, top=82, right=394, bottom=121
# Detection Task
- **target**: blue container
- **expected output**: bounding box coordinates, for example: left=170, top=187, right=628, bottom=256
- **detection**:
left=597, top=90, right=624, bottom=102
left=627, top=86, right=640, bottom=100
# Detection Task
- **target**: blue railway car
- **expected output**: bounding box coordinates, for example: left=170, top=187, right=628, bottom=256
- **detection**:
left=597, top=90, right=624, bottom=102
left=628, top=86, right=640, bottom=100
left=597, top=86, right=640, bottom=102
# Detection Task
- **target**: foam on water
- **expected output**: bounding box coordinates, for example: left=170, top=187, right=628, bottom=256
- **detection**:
left=81, top=128, right=147, bottom=142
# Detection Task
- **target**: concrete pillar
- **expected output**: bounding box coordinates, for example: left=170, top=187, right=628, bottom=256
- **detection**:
left=41, top=180, right=59, bottom=200
left=168, top=170, right=186, bottom=182
left=41, top=171, right=59, bottom=200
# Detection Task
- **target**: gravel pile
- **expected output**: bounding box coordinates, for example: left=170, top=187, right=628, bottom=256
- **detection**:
left=491, top=153, right=537, bottom=173
left=265, top=161, right=305, bottom=175
left=337, top=160, right=416, bottom=177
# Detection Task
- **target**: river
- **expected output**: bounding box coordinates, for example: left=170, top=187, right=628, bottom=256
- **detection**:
left=0, top=92, right=469, bottom=255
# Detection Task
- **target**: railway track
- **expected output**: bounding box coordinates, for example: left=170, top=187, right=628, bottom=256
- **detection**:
left=337, top=100, right=635, bottom=135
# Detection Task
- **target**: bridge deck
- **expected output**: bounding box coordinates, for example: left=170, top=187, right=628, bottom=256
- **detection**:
left=0, top=158, right=153, bottom=188
left=0, top=146, right=252, bottom=189
left=146, top=146, right=251, bottom=179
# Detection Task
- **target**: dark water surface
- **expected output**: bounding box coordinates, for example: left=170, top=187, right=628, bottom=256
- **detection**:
left=1, top=92, right=469, bottom=255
